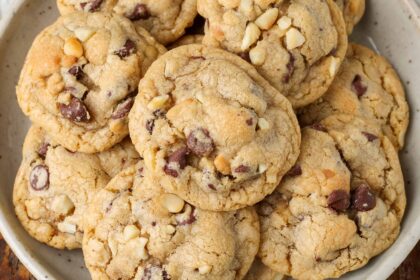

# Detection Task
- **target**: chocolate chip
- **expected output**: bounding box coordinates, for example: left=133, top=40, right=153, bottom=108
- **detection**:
left=176, top=205, right=197, bottom=226
left=310, top=123, right=328, bottom=132
left=146, top=110, right=166, bottom=134
left=286, top=164, right=302, bottom=177
left=68, top=66, right=83, bottom=80
left=187, top=128, right=214, bottom=157
left=111, top=97, right=134, bottom=119
left=146, top=119, right=155, bottom=134
left=246, top=118, right=253, bottom=126
left=239, top=52, right=250, bottom=62
left=142, top=265, right=170, bottom=280
left=59, top=97, right=91, bottom=122
left=327, top=190, right=350, bottom=211
left=114, top=39, right=136, bottom=59
left=37, top=142, right=50, bottom=159
left=80, top=0, right=103, bottom=12
left=351, top=74, right=367, bottom=97
left=362, top=131, right=378, bottom=142
left=163, top=147, right=189, bottom=177
left=29, top=165, right=49, bottom=191
left=352, top=184, right=376, bottom=211
left=126, top=4, right=150, bottom=21
left=282, top=53, right=295, bottom=83
left=234, top=165, right=250, bottom=173
left=138, top=167, right=144, bottom=178
left=208, top=184, right=216, bottom=190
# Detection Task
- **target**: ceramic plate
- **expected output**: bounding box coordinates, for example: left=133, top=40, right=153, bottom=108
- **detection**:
left=0, top=0, right=419, bottom=279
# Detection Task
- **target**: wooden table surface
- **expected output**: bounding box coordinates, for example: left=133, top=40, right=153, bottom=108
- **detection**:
left=0, top=234, right=418, bottom=280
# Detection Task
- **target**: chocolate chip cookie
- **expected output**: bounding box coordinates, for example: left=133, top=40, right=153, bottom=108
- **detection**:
left=13, top=126, right=140, bottom=249
left=335, top=0, right=365, bottom=34
left=57, top=0, right=198, bottom=45
left=258, top=115, right=406, bottom=279
left=299, top=43, right=409, bottom=150
left=129, top=44, right=300, bottom=211
left=17, top=12, right=165, bottom=153
left=198, top=0, right=348, bottom=108
left=83, top=162, right=260, bottom=279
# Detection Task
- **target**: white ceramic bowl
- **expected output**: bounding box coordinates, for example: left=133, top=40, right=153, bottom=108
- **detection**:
left=0, top=0, right=419, bottom=279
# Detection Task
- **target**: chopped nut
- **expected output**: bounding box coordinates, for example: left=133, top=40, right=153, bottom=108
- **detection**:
left=258, top=164, right=268, bottom=173
left=218, top=0, right=240, bottom=9
left=108, top=237, right=118, bottom=256
left=198, top=264, right=212, bottom=274
left=214, top=154, right=231, bottom=175
left=123, top=225, right=141, bottom=241
left=147, top=95, right=170, bottom=110
left=57, top=92, right=72, bottom=105
left=239, top=0, right=254, bottom=15
left=134, top=237, right=149, bottom=260
left=285, top=28, right=306, bottom=50
left=329, top=57, right=340, bottom=77
left=57, top=221, right=76, bottom=234
left=255, top=8, right=279, bottom=30
left=64, top=37, right=84, bottom=58
left=165, top=225, right=176, bottom=234
left=258, top=118, right=270, bottom=130
left=50, top=195, right=75, bottom=215
left=241, top=22, right=261, bottom=51
left=277, top=16, right=292, bottom=30
left=249, top=46, right=266, bottom=66
left=74, top=27, right=95, bottom=42
left=161, top=194, right=185, bottom=213
left=61, top=55, right=78, bottom=68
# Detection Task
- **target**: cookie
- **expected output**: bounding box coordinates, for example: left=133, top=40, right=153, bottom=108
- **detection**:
left=129, top=44, right=300, bottom=211
left=13, top=127, right=140, bottom=249
left=56, top=0, right=198, bottom=45
left=198, top=0, right=348, bottom=108
left=258, top=115, right=405, bottom=279
left=244, top=258, right=284, bottom=280
left=82, top=162, right=260, bottom=280
left=299, top=43, right=409, bottom=150
left=17, top=12, right=165, bottom=153
left=335, top=0, right=365, bottom=34
left=169, top=34, right=204, bottom=49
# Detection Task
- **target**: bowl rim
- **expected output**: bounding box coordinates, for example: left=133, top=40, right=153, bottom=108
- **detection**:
left=0, top=0, right=419, bottom=280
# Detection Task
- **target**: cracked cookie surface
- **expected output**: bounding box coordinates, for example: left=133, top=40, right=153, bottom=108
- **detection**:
left=334, top=0, right=365, bottom=34
left=82, top=162, right=260, bottom=280
left=13, top=126, right=140, bottom=249
left=299, top=43, right=409, bottom=150
left=129, top=44, right=300, bottom=211
left=258, top=115, right=406, bottom=280
left=198, top=0, right=348, bottom=108
left=57, top=0, right=198, bottom=45
left=17, top=12, right=165, bottom=153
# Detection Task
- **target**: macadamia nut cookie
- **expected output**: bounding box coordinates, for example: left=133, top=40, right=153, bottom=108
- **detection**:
left=299, top=44, right=409, bottom=150
left=83, top=162, right=260, bottom=280
left=129, top=45, right=300, bottom=211
left=198, top=0, right=348, bottom=108
left=13, top=127, right=140, bottom=249
left=57, top=0, right=198, bottom=45
left=17, top=12, right=165, bottom=153
left=258, top=115, right=406, bottom=279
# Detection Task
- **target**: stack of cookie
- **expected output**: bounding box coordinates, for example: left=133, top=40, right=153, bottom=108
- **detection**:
left=13, top=0, right=409, bottom=279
